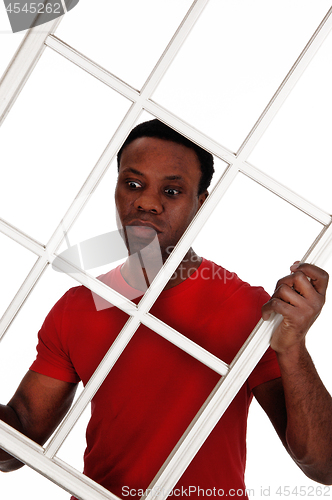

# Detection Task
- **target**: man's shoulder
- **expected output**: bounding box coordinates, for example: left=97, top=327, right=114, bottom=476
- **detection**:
left=60, top=265, right=121, bottom=300
left=197, top=258, right=239, bottom=282
left=196, top=258, right=269, bottom=304
left=49, top=284, right=93, bottom=318
left=50, top=265, right=124, bottom=316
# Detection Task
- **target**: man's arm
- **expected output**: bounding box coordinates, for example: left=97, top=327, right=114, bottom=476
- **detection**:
left=0, top=370, right=77, bottom=472
left=255, top=262, right=332, bottom=484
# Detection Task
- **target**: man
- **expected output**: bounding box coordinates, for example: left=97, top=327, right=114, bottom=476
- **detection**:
left=0, top=119, right=331, bottom=500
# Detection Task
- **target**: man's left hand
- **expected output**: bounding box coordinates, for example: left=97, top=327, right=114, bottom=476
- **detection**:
left=262, top=262, right=329, bottom=354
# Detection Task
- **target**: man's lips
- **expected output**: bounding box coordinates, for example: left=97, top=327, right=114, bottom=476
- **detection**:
left=126, top=220, right=162, bottom=234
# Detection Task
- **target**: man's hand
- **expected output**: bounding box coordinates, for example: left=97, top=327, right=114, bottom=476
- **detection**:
left=260, top=263, right=332, bottom=484
left=0, top=371, right=77, bottom=472
left=261, top=262, right=329, bottom=354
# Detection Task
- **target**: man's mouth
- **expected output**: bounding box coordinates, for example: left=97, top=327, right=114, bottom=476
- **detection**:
left=122, top=222, right=161, bottom=248
left=126, top=220, right=161, bottom=234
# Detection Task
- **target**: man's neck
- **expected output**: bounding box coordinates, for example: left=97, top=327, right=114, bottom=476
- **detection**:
left=120, top=248, right=202, bottom=291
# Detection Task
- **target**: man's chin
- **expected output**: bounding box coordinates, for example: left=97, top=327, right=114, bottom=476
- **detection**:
left=123, top=225, right=160, bottom=254
left=127, top=225, right=157, bottom=239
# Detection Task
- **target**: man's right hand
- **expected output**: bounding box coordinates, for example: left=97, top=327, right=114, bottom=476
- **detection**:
left=0, top=370, right=77, bottom=472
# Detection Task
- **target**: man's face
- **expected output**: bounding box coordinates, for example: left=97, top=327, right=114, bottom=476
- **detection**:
left=115, top=137, right=207, bottom=261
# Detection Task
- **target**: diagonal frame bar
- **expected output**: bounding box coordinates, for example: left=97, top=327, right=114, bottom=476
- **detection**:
left=236, top=5, right=332, bottom=160
left=0, top=16, right=63, bottom=127
left=28, top=0, right=214, bottom=461
left=142, top=223, right=332, bottom=500
left=0, top=0, right=210, bottom=345
left=0, top=420, right=120, bottom=500
left=139, top=6, right=332, bottom=498
left=0, top=2, right=331, bottom=500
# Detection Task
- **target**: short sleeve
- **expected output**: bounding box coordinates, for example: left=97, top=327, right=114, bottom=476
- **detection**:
left=247, top=345, right=281, bottom=392
left=30, top=292, right=80, bottom=384
left=247, top=289, right=281, bottom=392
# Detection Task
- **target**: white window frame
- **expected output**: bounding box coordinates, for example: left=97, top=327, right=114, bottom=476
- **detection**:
left=0, top=2, right=332, bottom=499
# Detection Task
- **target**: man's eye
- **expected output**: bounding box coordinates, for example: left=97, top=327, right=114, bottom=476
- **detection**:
left=127, top=181, right=141, bottom=189
left=165, top=188, right=180, bottom=196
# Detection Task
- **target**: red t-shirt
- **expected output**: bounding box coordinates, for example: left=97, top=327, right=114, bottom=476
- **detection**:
left=30, top=259, right=280, bottom=499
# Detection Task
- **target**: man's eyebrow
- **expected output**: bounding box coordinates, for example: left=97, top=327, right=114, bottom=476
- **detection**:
left=120, top=167, right=144, bottom=176
left=120, top=168, right=185, bottom=182
left=164, top=175, right=185, bottom=181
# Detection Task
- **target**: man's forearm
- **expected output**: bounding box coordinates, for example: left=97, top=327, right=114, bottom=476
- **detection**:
left=278, top=346, right=332, bottom=484
left=0, top=404, right=25, bottom=472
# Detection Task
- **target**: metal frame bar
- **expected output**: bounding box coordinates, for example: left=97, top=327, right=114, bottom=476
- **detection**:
left=0, top=2, right=332, bottom=500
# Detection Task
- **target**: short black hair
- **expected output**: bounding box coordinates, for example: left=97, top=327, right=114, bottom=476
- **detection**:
left=117, top=119, right=214, bottom=196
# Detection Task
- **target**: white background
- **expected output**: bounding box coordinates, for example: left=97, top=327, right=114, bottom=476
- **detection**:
left=0, top=1, right=332, bottom=499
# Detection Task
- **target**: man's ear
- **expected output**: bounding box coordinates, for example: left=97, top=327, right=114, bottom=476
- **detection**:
left=197, top=190, right=209, bottom=210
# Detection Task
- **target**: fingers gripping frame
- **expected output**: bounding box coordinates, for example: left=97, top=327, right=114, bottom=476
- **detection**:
left=0, top=2, right=332, bottom=500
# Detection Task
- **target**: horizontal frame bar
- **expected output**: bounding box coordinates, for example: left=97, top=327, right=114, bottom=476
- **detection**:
left=0, top=421, right=119, bottom=500
left=45, top=35, right=140, bottom=102
left=44, top=35, right=331, bottom=226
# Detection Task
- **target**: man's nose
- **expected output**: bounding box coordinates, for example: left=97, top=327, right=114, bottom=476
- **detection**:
left=134, top=189, right=163, bottom=214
